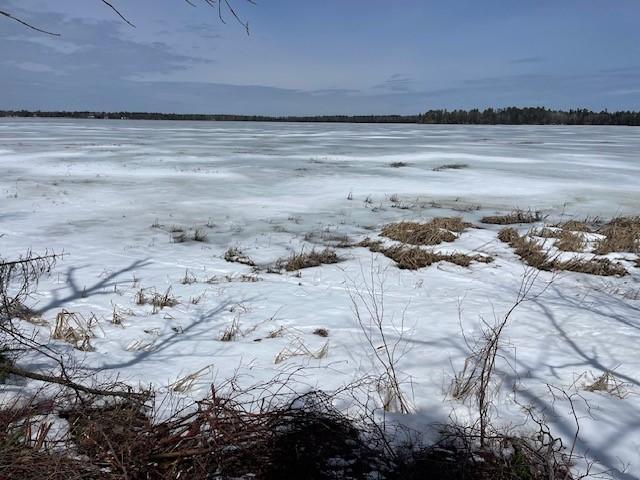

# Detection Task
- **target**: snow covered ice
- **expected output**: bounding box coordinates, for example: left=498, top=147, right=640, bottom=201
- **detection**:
left=1, top=119, right=640, bottom=478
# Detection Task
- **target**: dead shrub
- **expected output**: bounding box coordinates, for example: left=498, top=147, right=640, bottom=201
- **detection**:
left=277, top=248, right=340, bottom=271
left=593, top=216, right=640, bottom=254
left=224, top=247, right=256, bottom=267
left=481, top=209, right=543, bottom=225
left=389, top=161, right=408, bottom=168
left=381, top=217, right=471, bottom=246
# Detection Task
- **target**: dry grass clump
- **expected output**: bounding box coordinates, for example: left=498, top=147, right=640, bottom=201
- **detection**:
left=219, top=317, right=241, bottom=342
left=52, top=310, right=97, bottom=351
left=498, top=228, right=627, bottom=276
left=584, top=371, right=629, bottom=398
left=380, top=245, right=493, bottom=270
left=554, top=230, right=586, bottom=252
left=277, top=248, right=339, bottom=271
left=381, top=217, right=471, bottom=246
left=141, top=288, right=179, bottom=312
left=432, top=163, right=468, bottom=171
left=274, top=339, right=329, bottom=364
left=555, top=220, right=593, bottom=232
left=224, top=247, right=256, bottom=267
left=481, top=209, right=543, bottom=225
left=593, top=216, right=640, bottom=254
left=357, top=237, right=384, bottom=252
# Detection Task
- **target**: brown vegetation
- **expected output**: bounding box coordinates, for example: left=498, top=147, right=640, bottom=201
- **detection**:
left=381, top=217, right=471, bottom=246
left=593, top=216, right=640, bottom=254
left=277, top=248, right=340, bottom=271
left=379, top=245, right=493, bottom=270
left=481, top=210, right=543, bottom=225
left=498, top=228, right=627, bottom=276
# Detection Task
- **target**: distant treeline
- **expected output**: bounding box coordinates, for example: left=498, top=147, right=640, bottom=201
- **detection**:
left=1, top=107, right=639, bottom=125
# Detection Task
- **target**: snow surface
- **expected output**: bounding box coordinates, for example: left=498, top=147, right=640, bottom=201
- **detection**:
left=1, top=119, right=640, bottom=478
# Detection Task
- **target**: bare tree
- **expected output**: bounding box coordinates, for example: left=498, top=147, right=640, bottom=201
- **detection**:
left=0, top=0, right=255, bottom=36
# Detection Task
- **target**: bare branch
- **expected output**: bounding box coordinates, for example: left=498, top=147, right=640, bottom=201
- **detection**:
left=0, top=9, right=60, bottom=36
left=100, top=0, right=135, bottom=28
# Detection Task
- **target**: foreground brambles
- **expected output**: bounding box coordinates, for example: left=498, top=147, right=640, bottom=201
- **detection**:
left=0, top=386, right=576, bottom=480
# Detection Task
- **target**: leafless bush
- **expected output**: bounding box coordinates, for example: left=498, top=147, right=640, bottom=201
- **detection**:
left=348, top=265, right=411, bottom=414
left=451, top=268, right=550, bottom=446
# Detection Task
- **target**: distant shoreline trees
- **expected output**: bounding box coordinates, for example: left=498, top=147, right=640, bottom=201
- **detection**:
left=1, top=107, right=639, bottom=125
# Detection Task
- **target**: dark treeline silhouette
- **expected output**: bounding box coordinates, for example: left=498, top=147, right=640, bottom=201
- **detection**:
left=1, top=107, right=639, bottom=125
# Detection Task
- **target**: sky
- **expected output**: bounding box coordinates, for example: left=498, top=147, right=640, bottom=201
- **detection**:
left=1, top=0, right=639, bottom=115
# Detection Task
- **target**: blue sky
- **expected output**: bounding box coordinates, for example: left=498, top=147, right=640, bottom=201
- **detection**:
left=1, top=0, right=639, bottom=114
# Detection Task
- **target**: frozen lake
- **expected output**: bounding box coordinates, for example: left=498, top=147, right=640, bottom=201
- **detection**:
left=1, top=119, right=640, bottom=478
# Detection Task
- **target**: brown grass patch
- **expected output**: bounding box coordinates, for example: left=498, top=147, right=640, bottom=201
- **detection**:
left=498, top=228, right=627, bottom=276
left=554, top=230, right=586, bottom=252
left=381, top=217, right=471, bottom=246
left=481, top=210, right=543, bottom=225
left=593, top=216, right=640, bottom=254
left=277, top=248, right=340, bottom=271
left=380, top=245, right=493, bottom=270
left=556, top=220, right=593, bottom=232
